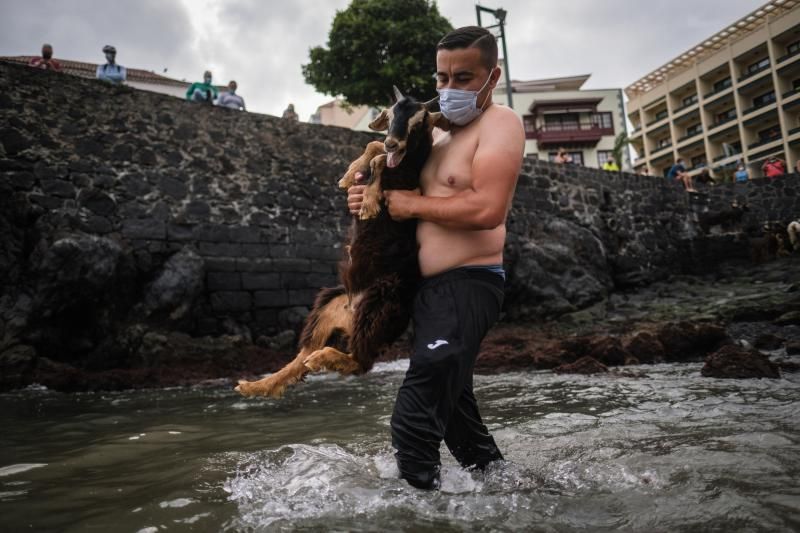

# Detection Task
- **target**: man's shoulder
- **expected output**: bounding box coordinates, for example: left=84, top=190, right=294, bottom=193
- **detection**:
left=478, top=105, right=524, bottom=138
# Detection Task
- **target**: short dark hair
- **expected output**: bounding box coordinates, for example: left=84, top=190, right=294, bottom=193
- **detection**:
left=437, top=26, right=498, bottom=70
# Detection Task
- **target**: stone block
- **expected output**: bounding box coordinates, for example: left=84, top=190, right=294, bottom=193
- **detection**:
left=254, top=290, right=289, bottom=308
left=207, top=272, right=241, bottom=290
left=236, top=258, right=273, bottom=272
left=40, top=179, right=76, bottom=198
left=122, top=219, right=166, bottom=240
left=210, top=291, right=252, bottom=312
left=241, top=243, right=271, bottom=258
left=242, top=273, right=281, bottom=290
left=288, top=289, right=317, bottom=306
left=193, top=224, right=231, bottom=242
left=166, top=223, right=194, bottom=241
left=230, top=226, right=262, bottom=243
left=198, top=242, right=241, bottom=257
left=272, top=258, right=311, bottom=272
left=204, top=257, right=238, bottom=272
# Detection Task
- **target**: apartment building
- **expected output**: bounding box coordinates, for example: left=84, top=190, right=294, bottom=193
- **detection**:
left=626, top=0, right=800, bottom=178
left=495, top=74, right=628, bottom=169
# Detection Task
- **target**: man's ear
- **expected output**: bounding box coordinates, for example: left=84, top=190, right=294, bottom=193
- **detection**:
left=428, top=111, right=451, bottom=132
left=369, top=109, right=390, bottom=131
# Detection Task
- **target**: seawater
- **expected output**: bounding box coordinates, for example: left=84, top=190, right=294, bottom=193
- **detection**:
left=1, top=358, right=799, bottom=532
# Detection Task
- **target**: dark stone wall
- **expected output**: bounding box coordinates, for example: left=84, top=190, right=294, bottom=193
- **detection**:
left=1, top=60, right=798, bottom=358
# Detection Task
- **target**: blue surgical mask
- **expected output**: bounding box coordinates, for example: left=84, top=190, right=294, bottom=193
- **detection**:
left=437, top=71, right=494, bottom=126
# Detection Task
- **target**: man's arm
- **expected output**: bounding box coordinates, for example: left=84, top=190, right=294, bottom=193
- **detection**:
left=384, top=107, right=524, bottom=230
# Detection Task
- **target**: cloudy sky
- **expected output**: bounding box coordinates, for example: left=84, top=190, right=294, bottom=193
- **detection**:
left=0, top=0, right=766, bottom=119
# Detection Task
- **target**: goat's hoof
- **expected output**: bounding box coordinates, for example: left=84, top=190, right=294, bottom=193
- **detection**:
left=235, top=378, right=282, bottom=398
left=338, top=175, right=355, bottom=189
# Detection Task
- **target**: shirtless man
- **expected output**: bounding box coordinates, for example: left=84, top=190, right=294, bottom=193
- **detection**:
left=348, top=26, right=525, bottom=490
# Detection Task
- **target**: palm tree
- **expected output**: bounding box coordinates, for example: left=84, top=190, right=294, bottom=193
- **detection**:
left=612, top=132, right=631, bottom=171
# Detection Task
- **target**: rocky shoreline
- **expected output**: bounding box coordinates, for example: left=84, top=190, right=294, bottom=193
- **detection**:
left=3, top=257, right=797, bottom=392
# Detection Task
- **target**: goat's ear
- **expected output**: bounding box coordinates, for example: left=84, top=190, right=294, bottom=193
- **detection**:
left=369, top=109, right=390, bottom=131
left=392, top=85, right=404, bottom=102
left=428, top=111, right=451, bottom=132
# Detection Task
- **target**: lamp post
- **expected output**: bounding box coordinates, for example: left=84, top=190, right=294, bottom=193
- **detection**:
left=476, top=4, right=513, bottom=109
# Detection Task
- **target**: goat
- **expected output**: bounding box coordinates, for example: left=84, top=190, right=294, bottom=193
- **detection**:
left=789, top=220, right=800, bottom=252
left=235, top=87, right=449, bottom=398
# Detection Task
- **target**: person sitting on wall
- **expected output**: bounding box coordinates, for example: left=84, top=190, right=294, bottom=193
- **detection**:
left=96, top=45, right=126, bottom=84
left=186, top=70, right=218, bottom=104
left=29, top=43, right=61, bottom=71
left=217, top=80, right=246, bottom=111
left=602, top=156, right=619, bottom=171
left=281, top=103, right=299, bottom=121
left=734, top=163, right=749, bottom=183
left=667, top=158, right=696, bottom=192
left=761, top=155, right=786, bottom=180
left=554, top=147, right=573, bottom=164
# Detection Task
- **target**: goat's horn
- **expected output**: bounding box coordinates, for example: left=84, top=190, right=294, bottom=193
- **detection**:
left=392, top=85, right=404, bottom=102
left=423, top=95, right=439, bottom=108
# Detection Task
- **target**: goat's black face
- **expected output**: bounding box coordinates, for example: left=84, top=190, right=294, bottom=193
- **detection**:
left=369, top=97, right=427, bottom=168
left=369, top=89, right=449, bottom=168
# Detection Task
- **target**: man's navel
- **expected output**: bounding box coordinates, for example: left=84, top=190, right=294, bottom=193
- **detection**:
left=447, top=176, right=455, bottom=186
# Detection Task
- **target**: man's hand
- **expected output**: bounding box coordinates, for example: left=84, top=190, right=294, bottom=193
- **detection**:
left=384, top=189, right=420, bottom=221
left=347, top=172, right=367, bottom=215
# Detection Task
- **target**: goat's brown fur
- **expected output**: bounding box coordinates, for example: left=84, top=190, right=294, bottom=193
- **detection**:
left=236, top=91, right=448, bottom=398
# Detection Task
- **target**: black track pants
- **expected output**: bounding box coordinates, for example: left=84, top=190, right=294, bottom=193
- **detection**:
left=390, top=267, right=505, bottom=490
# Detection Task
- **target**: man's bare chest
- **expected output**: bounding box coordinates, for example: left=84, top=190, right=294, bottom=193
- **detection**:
left=421, top=132, right=479, bottom=192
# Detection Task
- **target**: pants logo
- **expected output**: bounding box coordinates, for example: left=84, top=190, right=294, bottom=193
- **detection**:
left=427, top=339, right=449, bottom=350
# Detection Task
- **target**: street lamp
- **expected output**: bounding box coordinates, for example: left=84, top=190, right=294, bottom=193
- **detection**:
left=476, top=4, right=513, bottom=109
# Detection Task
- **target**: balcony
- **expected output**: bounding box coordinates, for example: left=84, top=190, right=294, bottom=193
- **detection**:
left=788, top=125, right=800, bottom=136
left=651, top=143, right=673, bottom=156
left=713, top=151, right=741, bottom=163
left=777, top=47, right=800, bottom=65
left=748, top=135, right=782, bottom=150
left=738, top=62, right=771, bottom=82
left=710, top=115, right=737, bottom=130
left=703, top=80, right=732, bottom=99
left=528, top=122, right=614, bottom=146
left=783, top=86, right=800, bottom=99
left=677, top=130, right=703, bottom=143
left=742, top=98, right=776, bottom=116
left=673, top=99, right=699, bottom=115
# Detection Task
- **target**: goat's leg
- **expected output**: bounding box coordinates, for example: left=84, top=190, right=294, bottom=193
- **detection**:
left=339, top=141, right=386, bottom=190
left=303, top=346, right=362, bottom=374
left=359, top=154, right=386, bottom=220
left=235, top=348, right=312, bottom=399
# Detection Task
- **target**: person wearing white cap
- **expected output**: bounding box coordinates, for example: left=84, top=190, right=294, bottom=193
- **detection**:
left=96, top=45, right=126, bottom=84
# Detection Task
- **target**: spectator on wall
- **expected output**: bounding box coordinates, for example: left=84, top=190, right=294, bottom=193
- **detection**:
left=554, top=147, right=573, bottom=164
left=186, top=71, right=218, bottom=104
left=761, top=155, right=786, bottom=179
left=667, top=158, right=696, bottom=192
left=28, top=43, right=61, bottom=71
left=640, top=167, right=652, bottom=176
left=217, top=80, right=246, bottom=110
left=96, top=45, right=126, bottom=84
left=282, top=103, right=299, bottom=121
left=602, top=156, right=619, bottom=171
left=735, top=163, right=749, bottom=183
left=794, top=159, right=800, bottom=175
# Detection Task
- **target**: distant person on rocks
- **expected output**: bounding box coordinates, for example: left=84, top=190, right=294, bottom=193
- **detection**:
left=602, top=156, right=619, bottom=171
left=282, top=103, right=299, bottom=121
left=96, top=45, right=126, bottom=84
left=667, top=158, right=696, bottom=192
left=735, top=163, right=749, bottom=183
left=186, top=70, right=218, bottom=104
left=554, top=147, right=573, bottom=164
left=217, top=80, right=246, bottom=111
left=761, top=155, right=786, bottom=179
left=29, top=43, right=61, bottom=71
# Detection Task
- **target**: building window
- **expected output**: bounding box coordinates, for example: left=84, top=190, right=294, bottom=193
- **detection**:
left=597, top=151, right=614, bottom=166
left=793, top=78, right=800, bottom=91
left=682, top=94, right=698, bottom=107
left=753, top=91, right=776, bottom=107
left=716, top=108, right=736, bottom=123
left=655, top=109, right=668, bottom=121
left=757, top=125, right=781, bottom=142
left=591, top=112, right=613, bottom=130
left=746, top=57, right=770, bottom=74
left=686, top=123, right=702, bottom=136
left=788, top=40, right=800, bottom=55
left=523, top=115, right=537, bottom=136
left=713, top=77, right=732, bottom=92
left=544, top=113, right=579, bottom=130
left=690, top=155, right=707, bottom=169
left=656, top=137, right=671, bottom=148
left=548, top=151, right=584, bottom=165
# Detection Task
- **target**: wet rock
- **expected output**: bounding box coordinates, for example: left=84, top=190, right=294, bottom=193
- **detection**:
left=753, top=333, right=785, bottom=350
left=777, top=360, right=800, bottom=373
left=786, top=340, right=800, bottom=355
left=657, top=321, right=729, bottom=361
left=140, top=246, right=204, bottom=321
left=774, top=310, right=800, bottom=326
left=554, top=356, right=608, bottom=375
left=0, top=344, right=36, bottom=391
left=623, top=331, right=665, bottom=364
left=587, top=337, right=630, bottom=366
left=255, top=330, right=296, bottom=351
left=701, top=345, right=780, bottom=379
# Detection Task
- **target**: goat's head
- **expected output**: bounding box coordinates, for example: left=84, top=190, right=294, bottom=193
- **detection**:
left=368, top=85, right=449, bottom=168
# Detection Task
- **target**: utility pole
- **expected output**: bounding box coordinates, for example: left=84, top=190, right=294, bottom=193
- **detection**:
left=476, top=4, right=513, bottom=109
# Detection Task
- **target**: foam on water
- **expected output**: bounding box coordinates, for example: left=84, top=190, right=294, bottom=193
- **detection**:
left=0, top=464, right=46, bottom=477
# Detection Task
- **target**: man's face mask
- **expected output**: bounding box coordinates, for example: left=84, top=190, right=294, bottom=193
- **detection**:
left=204, top=76, right=212, bottom=84
left=42, top=49, right=52, bottom=60
left=437, top=70, right=495, bottom=126
left=105, top=53, right=115, bottom=63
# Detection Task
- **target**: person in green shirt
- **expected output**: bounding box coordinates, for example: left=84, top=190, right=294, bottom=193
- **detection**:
left=186, top=70, right=218, bottom=104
